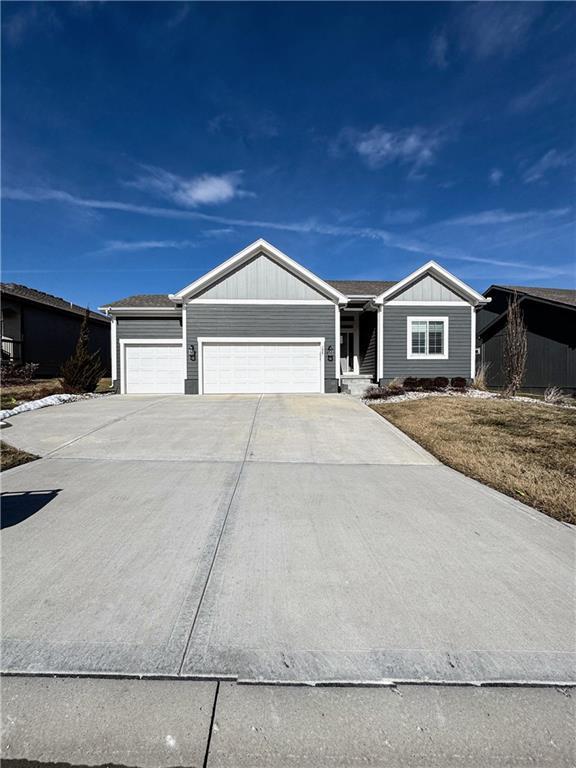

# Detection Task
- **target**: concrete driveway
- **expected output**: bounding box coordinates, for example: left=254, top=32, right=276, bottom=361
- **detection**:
left=1, top=395, right=574, bottom=684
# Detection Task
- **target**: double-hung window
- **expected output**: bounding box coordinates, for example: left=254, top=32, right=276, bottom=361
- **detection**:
left=407, top=317, right=448, bottom=359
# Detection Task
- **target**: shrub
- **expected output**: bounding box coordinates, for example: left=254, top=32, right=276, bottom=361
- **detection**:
left=433, top=376, right=450, bottom=390
left=473, top=362, right=490, bottom=391
left=417, top=378, right=436, bottom=391
left=503, top=293, right=528, bottom=397
left=363, top=382, right=405, bottom=400
left=544, top=386, right=564, bottom=405
left=0, top=361, right=39, bottom=385
left=60, top=310, right=104, bottom=394
left=403, top=377, right=419, bottom=391
left=451, top=376, right=467, bottom=390
left=363, top=385, right=389, bottom=400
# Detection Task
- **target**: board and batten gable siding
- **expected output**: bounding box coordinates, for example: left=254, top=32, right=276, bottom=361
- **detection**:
left=380, top=305, right=472, bottom=381
left=391, top=274, right=466, bottom=302
left=196, top=254, right=327, bottom=301
left=114, top=315, right=182, bottom=388
left=186, top=304, right=337, bottom=393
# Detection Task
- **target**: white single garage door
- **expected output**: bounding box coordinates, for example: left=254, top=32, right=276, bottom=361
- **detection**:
left=201, top=340, right=323, bottom=394
left=124, top=343, right=183, bottom=394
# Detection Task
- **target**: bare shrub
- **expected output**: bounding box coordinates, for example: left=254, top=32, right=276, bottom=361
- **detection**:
left=544, top=386, right=564, bottom=405
left=0, top=361, right=39, bottom=385
left=450, top=377, right=468, bottom=390
left=503, top=294, right=527, bottom=397
left=473, top=362, right=490, bottom=391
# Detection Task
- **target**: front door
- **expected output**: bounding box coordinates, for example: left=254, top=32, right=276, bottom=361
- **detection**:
left=340, top=330, right=355, bottom=374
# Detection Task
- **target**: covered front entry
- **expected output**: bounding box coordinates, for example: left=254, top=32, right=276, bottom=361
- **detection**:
left=199, top=338, right=324, bottom=394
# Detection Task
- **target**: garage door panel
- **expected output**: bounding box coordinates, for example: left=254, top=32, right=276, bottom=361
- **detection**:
left=125, top=344, right=183, bottom=394
left=202, top=342, right=322, bottom=394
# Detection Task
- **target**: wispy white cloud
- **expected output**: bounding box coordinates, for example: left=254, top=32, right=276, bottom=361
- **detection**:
left=444, top=208, right=571, bottom=226
left=4, top=185, right=570, bottom=276
left=208, top=110, right=279, bottom=139
left=382, top=208, right=426, bottom=226
left=2, top=3, right=61, bottom=46
left=126, top=165, right=254, bottom=207
left=455, top=2, right=542, bottom=60
left=489, top=168, right=503, bottom=186
left=509, top=74, right=565, bottom=114
left=429, top=29, right=448, bottom=69
left=336, top=126, right=449, bottom=175
left=522, top=149, right=573, bottom=183
left=164, top=2, right=191, bottom=29
left=201, top=228, right=236, bottom=238
left=98, top=239, right=198, bottom=254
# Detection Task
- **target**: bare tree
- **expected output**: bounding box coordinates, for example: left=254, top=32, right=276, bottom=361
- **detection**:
left=503, top=293, right=527, bottom=397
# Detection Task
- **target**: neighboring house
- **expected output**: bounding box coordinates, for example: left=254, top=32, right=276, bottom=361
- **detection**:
left=100, top=239, right=488, bottom=395
left=1, top=283, right=111, bottom=377
left=477, top=285, right=576, bottom=394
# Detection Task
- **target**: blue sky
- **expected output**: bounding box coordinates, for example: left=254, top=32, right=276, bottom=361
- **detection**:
left=2, top=1, right=575, bottom=308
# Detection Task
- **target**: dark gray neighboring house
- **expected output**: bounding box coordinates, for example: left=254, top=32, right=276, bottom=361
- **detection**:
left=1, top=283, right=111, bottom=377
left=100, top=239, right=488, bottom=395
left=477, top=285, right=576, bottom=394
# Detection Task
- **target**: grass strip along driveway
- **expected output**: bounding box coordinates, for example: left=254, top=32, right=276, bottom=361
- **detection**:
left=0, top=441, right=39, bottom=472
left=372, top=397, right=576, bottom=525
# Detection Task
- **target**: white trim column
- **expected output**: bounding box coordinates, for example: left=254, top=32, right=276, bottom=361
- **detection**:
left=110, top=316, right=117, bottom=382
left=471, top=305, right=476, bottom=379
left=334, top=304, right=340, bottom=382
left=377, top=304, right=383, bottom=383
left=182, top=302, right=188, bottom=386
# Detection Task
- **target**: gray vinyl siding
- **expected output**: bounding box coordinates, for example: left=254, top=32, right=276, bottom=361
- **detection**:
left=358, top=312, right=377, bottom=377
left=381, top=306, right=472, bottom=381
left=186, top=304, right=337, bottom=393
left=115, top=315, right=182, bottom=387
left=392, top=274, right=465, bottom=302
left=197, top=254, right=327, bottom=300
left=479, top=297, right=576, bottom=393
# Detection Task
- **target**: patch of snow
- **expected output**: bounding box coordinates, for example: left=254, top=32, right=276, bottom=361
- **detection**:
left=0, top=393, right=108, bottom=421
left=363, top=389, right=576, bottom=408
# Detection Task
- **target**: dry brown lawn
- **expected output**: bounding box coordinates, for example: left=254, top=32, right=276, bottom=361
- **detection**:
left=1, top=377, right=112, bottom=409
left=1, top=441, right=39, bottom=472
left=372, top=397, right=576, bottom=524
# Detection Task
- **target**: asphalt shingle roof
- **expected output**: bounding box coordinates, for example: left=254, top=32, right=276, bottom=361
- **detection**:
left=326, top=280, right=396, bottom=296
left=1, top=283, right=110, bottom=322
left=492, top=285, right=576, bottom=308
left=104, top=281, right=399, bottom=307
left=102, top=294, right=175, bottom=308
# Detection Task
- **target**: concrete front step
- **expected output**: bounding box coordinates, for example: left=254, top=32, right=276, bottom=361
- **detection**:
left=341, top=376, right=374, bottom=396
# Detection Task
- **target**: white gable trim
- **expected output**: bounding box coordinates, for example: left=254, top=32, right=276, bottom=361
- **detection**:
left=169, top=239, right=348, bottom=304
left=373, top=261, right=488, bottom=306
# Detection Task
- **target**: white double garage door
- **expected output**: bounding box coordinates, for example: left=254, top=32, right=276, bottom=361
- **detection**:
left=123, top=338, right=325, bottom=394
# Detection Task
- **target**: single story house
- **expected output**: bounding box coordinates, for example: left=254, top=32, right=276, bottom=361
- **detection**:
left=100, top=239, right=489, bottom=395
left=1, top=283, right=111, bottom=377
left=477, top=285, right=576, bottom=394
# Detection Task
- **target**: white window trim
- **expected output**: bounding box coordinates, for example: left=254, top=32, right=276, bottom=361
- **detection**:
left=406, top=317, right=449, bottom=360
left=119, top=339, right=184, bottom=395
left=197, top=336, right=325, bottom=396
